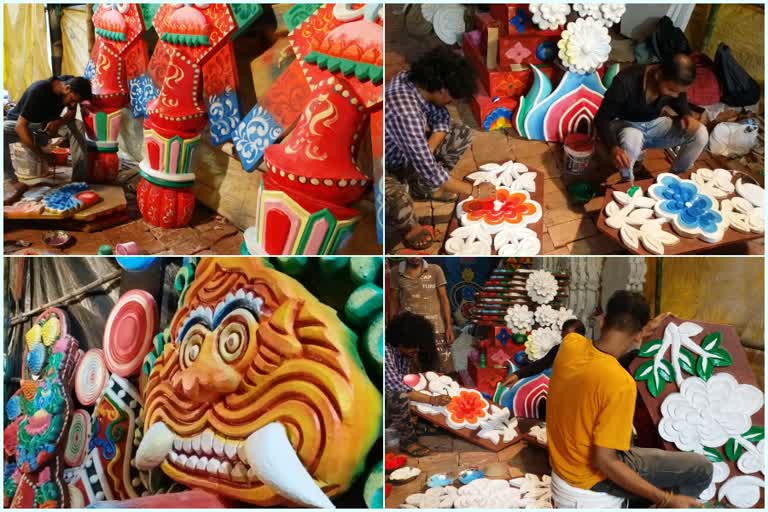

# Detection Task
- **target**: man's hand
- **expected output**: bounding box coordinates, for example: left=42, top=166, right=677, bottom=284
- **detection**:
left=44, top=120, right=62, bottom=136
left=445, top=327, right=455, bottom=344
left=62, top=108, right=76, bottom=122
left=476, top=182, right=496, bottom=199
left=668, top=495, right=704, bottom=509
left=501, top=374, right=519, bottom=387
left=431, top=394, right=451, bottom=407
left=639, top=312, right=671, bottom=340
left=679, top=116, right=701, bottom=136
left=612, top=147, right=631, bottom=170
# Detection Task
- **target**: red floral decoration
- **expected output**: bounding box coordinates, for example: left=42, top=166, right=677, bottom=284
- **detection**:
left=446, top=390, right=489, bottom=427
left=462, top=189, right=539, bottom=226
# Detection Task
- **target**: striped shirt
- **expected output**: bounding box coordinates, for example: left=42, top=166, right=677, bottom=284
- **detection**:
left=385, top=71, right=451, bottom=189
left=385, top=343, right=412, bottom=393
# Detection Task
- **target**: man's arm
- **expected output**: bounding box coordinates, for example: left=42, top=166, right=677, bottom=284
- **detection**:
left=46, top=106, right=76, bottom=135
left=427, top=131, right=447, bottom=153
left=437, top=284, right=454, bottom=343
left=14, top=117, right=46, bottom=156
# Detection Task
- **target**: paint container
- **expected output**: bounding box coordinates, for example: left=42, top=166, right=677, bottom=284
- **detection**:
left=115, top=241, right=140, bottom=255
left=563, top=133, right=594, bottom=179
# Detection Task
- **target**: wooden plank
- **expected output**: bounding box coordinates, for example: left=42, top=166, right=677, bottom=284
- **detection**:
left=486, top=26, right=499, bottom=71
left=596, top=179, right=762, bottom=255
left=73, top=185, right=127, bottom=221
left=411, top=408, right=522, bottom=453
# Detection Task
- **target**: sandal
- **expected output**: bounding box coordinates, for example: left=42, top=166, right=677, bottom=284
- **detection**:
left=402, top=225, right=435, bottom=250
left=403, top=442, right=431, bottom=457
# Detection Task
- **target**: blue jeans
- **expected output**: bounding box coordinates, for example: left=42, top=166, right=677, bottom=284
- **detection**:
left=611, top=117, right=709, bottom=179
left=591, top=447, right=713, bottom=508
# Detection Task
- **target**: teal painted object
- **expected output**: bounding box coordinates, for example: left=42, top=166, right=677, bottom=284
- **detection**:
left=345, top=283, right=383, bottom=328
left=515, top=65, right=552, bottom=139
left=230, top=4, right=264, bottom=38
left=363, top=461, right=384, bottom=509
left=361, top=312, right=384, bottom=379
left=603, top=63, right=620, bottom=89
left=273, top=257, right=309, bottom=276
left=284, top=3, right=323, bottom=32
left=140, top=4, right=160, bottom=28
left=350, top=257, right=381, bottom=285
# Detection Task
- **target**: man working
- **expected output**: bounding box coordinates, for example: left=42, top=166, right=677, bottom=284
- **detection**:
left=389, top=258, right=454, bottom=373
left=4, top=75, right=92, bottom=199
left=385, top=47, right=495, bottom=250
left=547, top=290, right=712, bottom=508
left=595, top=54, right=708, bottom=182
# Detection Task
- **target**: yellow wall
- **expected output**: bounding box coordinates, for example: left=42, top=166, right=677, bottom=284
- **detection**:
left=686, top=4, right=764, bottom=87
left=3, top=4, right=51, bottom=100
left=647, top=258, right=764, bottom=349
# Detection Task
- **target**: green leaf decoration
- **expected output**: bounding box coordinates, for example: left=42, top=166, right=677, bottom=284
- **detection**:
left=678, top=347, right=696, bottom=375
left=701, top=332, right=722, bottom=352
left=304, top=51, right=384, bottom=85
left=710, top=347, right=733, bottom=368
left=638, top=339, right=664, bottom=357
left=658, top=359, right=674, bottom=383
left=230, top=4, right=264, bottom=37
left=741, top=426, right=765, bottom=443
left=161, top=33, right=211, bottom=47
left=140, top=4, right=161, bottom=28
left=703, top=447, right=723, bottom=463
left=696, top=355, right=715, bottom=381
left=633, top=360, right=654, bottom=381
left=647, top=369, right=666, bottom=397
left=725, top=438, right=742, bottom=461
left=96, top=27, right=127, bottom=42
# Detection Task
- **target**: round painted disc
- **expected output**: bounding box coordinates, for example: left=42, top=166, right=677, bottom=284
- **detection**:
left=103, top=290, right=158, bottom=377
left=64, top=409, right=90, bottom=467
left=75, top=348, right=109, bottom=406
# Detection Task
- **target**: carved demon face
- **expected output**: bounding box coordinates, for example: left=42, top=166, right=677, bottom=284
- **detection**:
left=137, top=258, right=381, bottom=507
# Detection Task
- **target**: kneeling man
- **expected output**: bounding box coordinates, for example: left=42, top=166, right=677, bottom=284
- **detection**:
left=595, top=54, right=708, bottom=181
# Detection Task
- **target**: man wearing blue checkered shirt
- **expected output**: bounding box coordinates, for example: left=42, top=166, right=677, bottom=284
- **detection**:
left=385, top=47, right=496, bottom=250
left=386, top=311, right=451, bottom=457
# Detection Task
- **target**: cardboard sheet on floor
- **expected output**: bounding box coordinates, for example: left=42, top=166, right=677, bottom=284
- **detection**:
left=596, top=179, right=763, bottom=255
left=410, top=408, right=522, bottom=453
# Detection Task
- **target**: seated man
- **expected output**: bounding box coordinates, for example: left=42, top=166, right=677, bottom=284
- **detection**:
left=4, top=75, right=91, bottom=198
left=595, top=54, right=708, bottom=181
left=547, top=290, right=712, bottom=508
left=385, top=47, right=494, bottom=250
left=385, top=311, right=451, bottom=457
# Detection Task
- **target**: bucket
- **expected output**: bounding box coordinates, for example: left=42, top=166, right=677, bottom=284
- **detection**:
left=563, top=133, right=594, bottom=178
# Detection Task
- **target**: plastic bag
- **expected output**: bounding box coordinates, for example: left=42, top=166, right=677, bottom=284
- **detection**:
left=708, top=121, right=758, bottom=157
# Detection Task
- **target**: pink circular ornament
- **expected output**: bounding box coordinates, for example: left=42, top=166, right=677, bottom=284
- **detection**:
left=63, top=409, right=90, bottom=467
left=103, top=290, right=158, bottom=377
left=75, top=349, right=109, bottom=406
left=402, top=374, right=421, bottom=388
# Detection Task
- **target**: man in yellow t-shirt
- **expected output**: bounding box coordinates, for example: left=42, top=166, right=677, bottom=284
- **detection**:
left=547, top=290, right=713, bottom=508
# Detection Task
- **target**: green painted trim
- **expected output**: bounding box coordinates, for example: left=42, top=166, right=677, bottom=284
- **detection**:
left=304, top=52, right=383, bottom=85
left=284, top=4, right=323, bottom=32
left=160, top=33, right=210, bottom=47
left=240, top=241, right=250, bottom=255
left=140, top=4, right=161, bottom=29
left=95, top=27, right=127, bottom=42
left=95, top=112, right=107, bottom=140
left=94, top=146, right=119, bottom=153
left=603, top=63, right=620, bottom=89
left=164, top=135, right=183, bottom=174
left=328, top=223, right=357, bottom=254
left=181, top=139, right=199, bottom=174
left=296, top=208, right=337, bottom=254
left=231, top=4, right=264, bottom=38
left=139, top=169, right=195, bottom=189
left=516, top=96, right=529, bottom=138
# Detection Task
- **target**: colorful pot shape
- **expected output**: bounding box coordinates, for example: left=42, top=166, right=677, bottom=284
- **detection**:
left=136, top=178, right=195, bottom=229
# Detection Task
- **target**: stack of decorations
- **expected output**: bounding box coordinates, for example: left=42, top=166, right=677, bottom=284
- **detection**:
left=467, top=266, right=572, bottom=418
left=243, top=4, right=384, bottom=255
left=629, top=316, right=764, bottom=508
left=462, top=4, right=623, bottom=141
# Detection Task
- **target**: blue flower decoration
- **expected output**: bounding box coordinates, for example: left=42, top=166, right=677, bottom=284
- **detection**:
left=495, top=328, right=512, bottom=346
left=656, top=176, right=723, bottom=234
left=510, top=8, right=530, bottom=33
left=129, top=73, right=160, bottom=118
left=6, top=395, right=21, bottom=420
left=458, top=468, right=484, bottom=485
left=27, top=342, right=46, bottom=375
left=514, top=351, right=529, bottom=366
left=83, top=59, right=96, bottom=81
